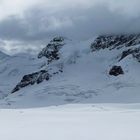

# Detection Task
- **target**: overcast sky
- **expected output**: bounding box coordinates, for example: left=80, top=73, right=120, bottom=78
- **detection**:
left=0, top=0, right=140, bottom=53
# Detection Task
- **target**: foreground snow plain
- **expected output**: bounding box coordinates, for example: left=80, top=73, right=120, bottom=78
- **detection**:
left=0, top=104, right=140, bottom=140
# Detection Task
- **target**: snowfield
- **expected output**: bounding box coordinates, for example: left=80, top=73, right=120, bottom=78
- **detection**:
left=0, top=104, right=140, bottom=140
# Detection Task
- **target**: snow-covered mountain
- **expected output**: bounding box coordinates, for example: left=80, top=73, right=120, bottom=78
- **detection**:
left=0, top=35, right=140, bottom=108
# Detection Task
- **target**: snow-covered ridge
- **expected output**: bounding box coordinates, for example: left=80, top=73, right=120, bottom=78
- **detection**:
left=91, top=34, right=140, bottom=62
left=11, top=37, right=67, bottom=93
left=0, top=34, right=140, bottom=107
left=38, top=36, right=65, bottom=63
left=91, top=34, right=140, bottom=51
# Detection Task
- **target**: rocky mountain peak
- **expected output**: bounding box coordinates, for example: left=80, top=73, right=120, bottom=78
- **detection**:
left=11, top=37, right=66, bottom=93
left=91, top=34, right=140, bottom=51
left=38, top=36, right=65, bottom=64
left=90, top=34, right=140, bottom=62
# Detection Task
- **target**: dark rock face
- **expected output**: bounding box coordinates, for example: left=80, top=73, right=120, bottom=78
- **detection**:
left=119, top=49, right=134, bottom=61
left=38, top=37, right=65, bottom=64
left=12, top=70, right=50, bottom=93
left=132, top=48, right=140, bottom=62
left=119, top=48, right=140, bottom=61
left=109, top=66, right=124, bottom=76
left=91, top=34, right=140, bottom=51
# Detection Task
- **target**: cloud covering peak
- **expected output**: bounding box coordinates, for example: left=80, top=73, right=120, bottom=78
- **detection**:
left=0, top=0, right=140, bottom=53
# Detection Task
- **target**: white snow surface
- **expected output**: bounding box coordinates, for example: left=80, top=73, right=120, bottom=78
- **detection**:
left=0, top=104, right=140, bottom=140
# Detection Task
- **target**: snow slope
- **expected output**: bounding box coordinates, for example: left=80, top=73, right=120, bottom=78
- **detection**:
left=0, top=53, right=46, bottom=98
left=0, top=36, right=140, bottom=107
left=0, top=104, right=140, bottom=140
left=0, top=36, right=140, bottom=140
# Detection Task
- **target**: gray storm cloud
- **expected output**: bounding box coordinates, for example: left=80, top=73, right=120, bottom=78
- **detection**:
left=0, top=0, right=140, bottom=45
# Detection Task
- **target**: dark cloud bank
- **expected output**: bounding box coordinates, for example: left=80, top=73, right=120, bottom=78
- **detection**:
left=0, top=2, right=140, bottom=45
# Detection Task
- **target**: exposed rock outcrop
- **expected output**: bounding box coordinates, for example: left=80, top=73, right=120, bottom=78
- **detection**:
left=109, top=66, right=124, bottom=76
left=12, top=70, right=50, bottom=93
left=91, top=34, right=140, bottom=51
left=119, top=48, right=140, bottom=62
left=38, top=36, right=65, bottom=64
left=91, top=34, right=140, bottom=62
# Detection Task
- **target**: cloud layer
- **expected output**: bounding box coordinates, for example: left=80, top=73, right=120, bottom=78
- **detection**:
left=0, top=0, right=140, bottom=53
